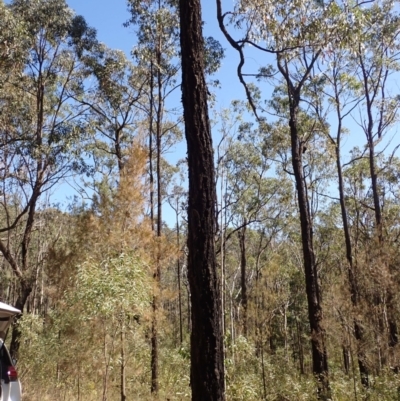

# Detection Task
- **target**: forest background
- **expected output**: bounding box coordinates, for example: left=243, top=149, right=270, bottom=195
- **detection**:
left=1, top=0, right=400, bottom=400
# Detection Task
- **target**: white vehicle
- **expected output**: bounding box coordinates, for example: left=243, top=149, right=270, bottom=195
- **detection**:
left=0, top=302, right=21, bottom=401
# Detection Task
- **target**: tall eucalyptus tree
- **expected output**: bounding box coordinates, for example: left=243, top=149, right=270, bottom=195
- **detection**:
left=179, top=0, right=225, bottom=399
left=125, top=1, right=223, bottom=392
left=0, top=0, right=98, bottom=356
left=354, top=3, right=400, bottom=364
left=317, top=48, right=371, bottom=386
left=215, top=0, right=369, bottom=397
left=125, top=0, right=182, bottom=393
left=78, top=47, right=147, bottom=183
left=221, top=122, right=292, bottom=338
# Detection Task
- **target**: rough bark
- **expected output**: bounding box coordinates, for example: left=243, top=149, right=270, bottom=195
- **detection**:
left=277, top=55, right=330, bottom=398
left=290, top=115, right=329, bottom=395
left=179, top=0, right=225, bottom=399
left=238, top=221, right=248, bottom=336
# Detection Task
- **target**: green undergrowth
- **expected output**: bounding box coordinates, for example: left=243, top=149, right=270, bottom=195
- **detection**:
left=16, top=321, right=400, bottom=401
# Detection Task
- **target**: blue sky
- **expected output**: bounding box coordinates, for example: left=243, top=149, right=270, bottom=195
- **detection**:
left=62, top=0, right=400, bottom=223
left=66, top=0, right=245, bottom=108
left=63, top=0, right=248, bottom=224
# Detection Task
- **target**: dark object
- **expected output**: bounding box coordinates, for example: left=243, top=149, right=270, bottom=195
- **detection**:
left=179, top=0, right=225, bottom=399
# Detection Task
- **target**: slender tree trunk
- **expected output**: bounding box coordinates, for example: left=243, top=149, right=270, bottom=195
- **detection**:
left=296, top=318, right=305, bottom=375
left=238, top=220, right=247, bottom=336
left=148, top=56, right=159, bottom=393
left=220, top=166, right=227, bottom=392
left=360, top=56, right=398, bottom=362
left=368, top=140, right=382, bottom=240
left=150, top=24, right=165, bottom=389
left=2, top=50, right=46, bottom=359
left=151, top=16, right=165, bottom=393
left=286, top=85, right=330, bottom=397
left=149, top=61, right=155, bottom=232
left=102, top=329, right=108, bottom=401
left=334, top=127, right=369, bottom=386
left=290, top=117, right=330, bottom=397
left=283, top=303, right=288, bottom=360
left=179, top=0, right=225, bottom=399
left=10, top=281, right=32, bottom=358
left=115, top=127, right=123, bottom=173
left=276, top=53, right=329, bottom=398
left=176, top=212, right=183, bottom=345
left=120, top=323, right=126, bottom=401
left=261, top=332, right=267, bottom=401
left=342, top=346, right=350, bottom=375
left=186, top=279, right=191, bottom=332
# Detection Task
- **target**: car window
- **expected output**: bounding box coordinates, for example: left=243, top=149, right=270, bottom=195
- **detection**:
left=0, top=344, right=11, bottom=365
left=0, top=341, right=12, bottom=383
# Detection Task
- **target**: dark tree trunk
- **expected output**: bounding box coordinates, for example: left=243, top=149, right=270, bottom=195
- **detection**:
left=148, top=59, right=159, bottom=394
left=120, top=325, right=126, bottom=401
left=338, top=169, right=369, bottom=385
left=359, top=55, right=398, bottom=365
left=389, top=318, right=398, bottom=347
left=238, top=220, right=247, bottom=337
left=149, top=61, right=155, bottom=232
left=177, top=214, right=183, bottom=345
left=115, top=127, right=123, bottom=173
left=179, top=0, right=225, bottom=399
left=342, top=346, right=350, bottom=375
left=150, top=23, right=164, bottom=390
left=289, top=115, right=329, bottom=397
left=10, top=281, right=32, bottom=358
left=10, top=82, right=46, bottom=352
left=150, top=297, right=158, bottom=394
left=277, top=54, right=330, bottom=398
left=7, top=184, right=42, bottom=358
left=334, top=121, right=369, bottom=386
left=367, top=140, right=382, bottom=241
left=296, top=318, right=305, bottom=375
